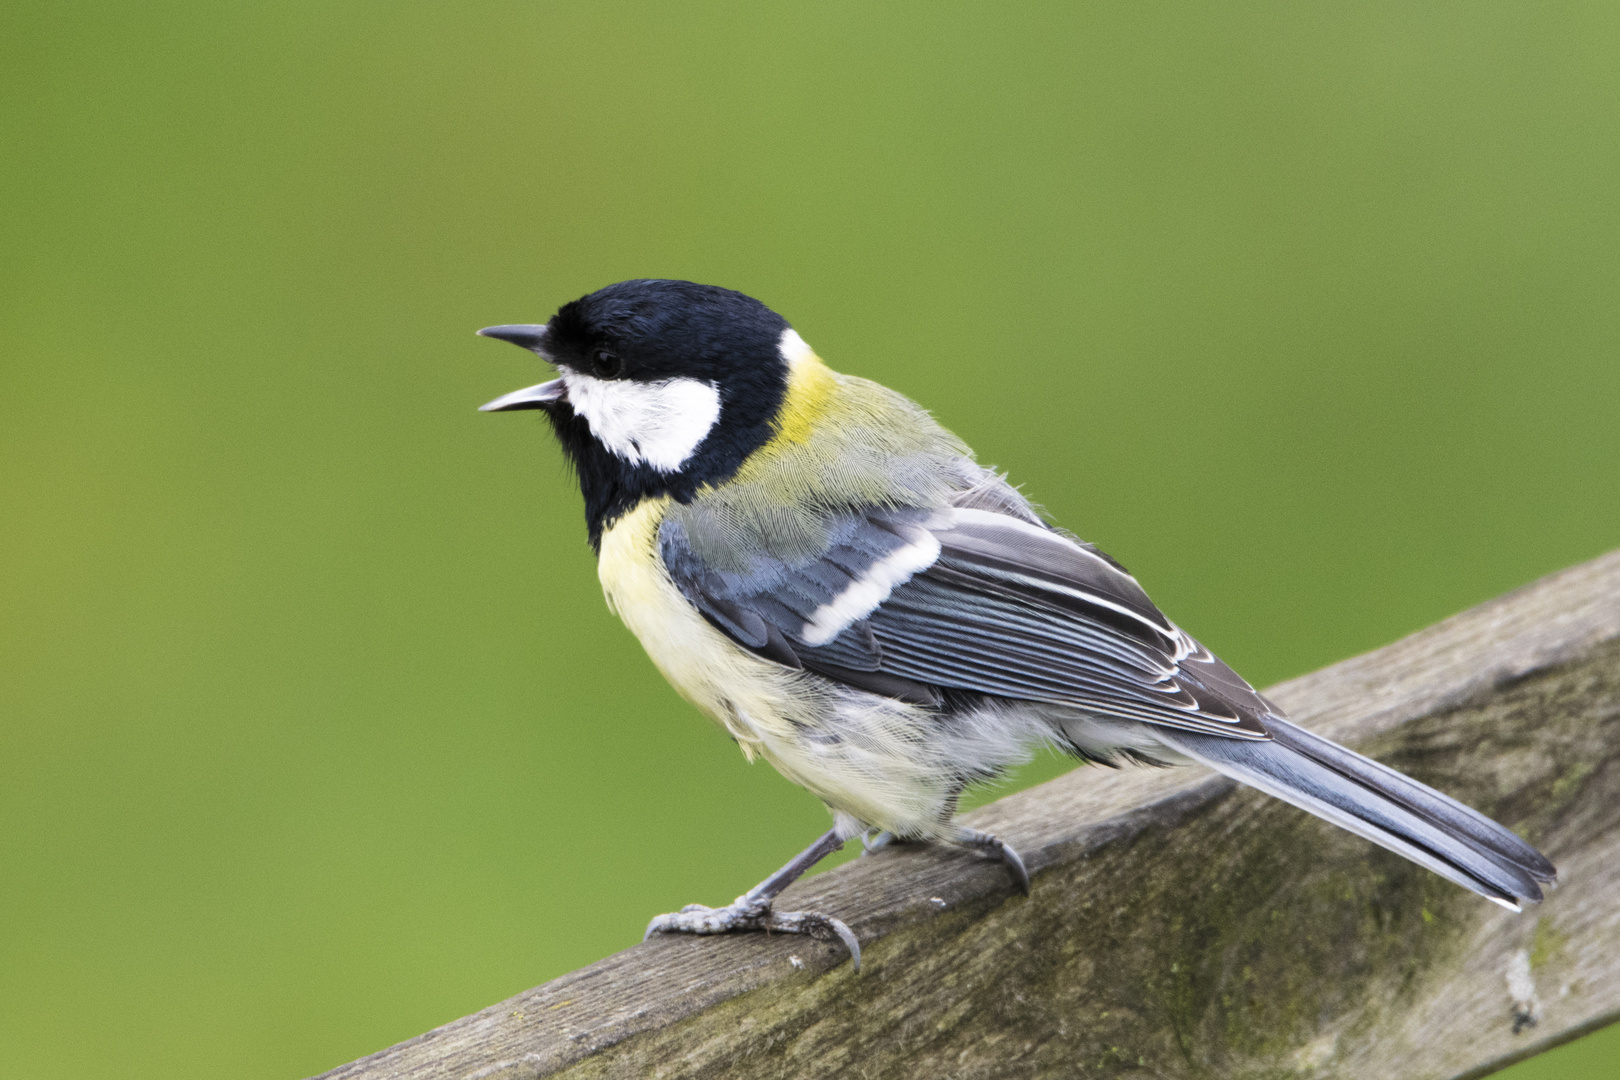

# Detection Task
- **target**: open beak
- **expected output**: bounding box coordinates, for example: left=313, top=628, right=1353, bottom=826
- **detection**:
left=476, top=323, right=566, bottom=411
left=479, top=378, right=567, bottom=412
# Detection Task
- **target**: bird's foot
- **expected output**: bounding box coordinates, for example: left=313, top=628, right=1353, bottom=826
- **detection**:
left=957, top=827, right=1032, bottom=895
left=644, top=895, right=862, bottom=970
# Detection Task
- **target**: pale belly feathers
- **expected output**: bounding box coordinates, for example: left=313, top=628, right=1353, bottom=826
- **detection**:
left=596, top=495, right=980, bottom=838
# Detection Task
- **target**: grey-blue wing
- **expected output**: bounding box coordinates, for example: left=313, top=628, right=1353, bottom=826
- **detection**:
left=659, top=506, right=1274, bottom=739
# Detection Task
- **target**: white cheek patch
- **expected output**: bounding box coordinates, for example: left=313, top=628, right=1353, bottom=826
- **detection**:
left=563, top=371, right=722, bottom=473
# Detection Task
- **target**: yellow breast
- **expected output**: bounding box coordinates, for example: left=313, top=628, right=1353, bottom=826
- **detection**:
left=596, top=495, right=796, bottom=758
left=594, top=494, right=959, bottom=837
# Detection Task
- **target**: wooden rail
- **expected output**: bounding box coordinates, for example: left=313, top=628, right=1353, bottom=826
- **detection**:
left=316, top=550, right=1620, bottom=1079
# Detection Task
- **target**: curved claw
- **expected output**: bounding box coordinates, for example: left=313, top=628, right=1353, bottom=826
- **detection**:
left=816, top=915, right=863, bottom=972
left=958, top=828, right=1032, bottom=895
left=997, top=840, right=1031, bottom=895
left=766, top=910, right=862, bottom=972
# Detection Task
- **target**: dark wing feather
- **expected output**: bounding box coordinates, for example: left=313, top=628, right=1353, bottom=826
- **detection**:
left=660, top=506, right=1273, bottom=739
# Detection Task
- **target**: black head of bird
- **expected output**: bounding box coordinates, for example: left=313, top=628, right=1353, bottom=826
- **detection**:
left=479, top=279, right=798, bottom=545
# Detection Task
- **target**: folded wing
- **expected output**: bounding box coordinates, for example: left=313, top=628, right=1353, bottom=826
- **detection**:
left=660, top=505, right=1275, bottom=740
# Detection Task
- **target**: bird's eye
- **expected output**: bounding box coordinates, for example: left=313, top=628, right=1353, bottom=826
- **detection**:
left=591, top=349, right=622, bottom=379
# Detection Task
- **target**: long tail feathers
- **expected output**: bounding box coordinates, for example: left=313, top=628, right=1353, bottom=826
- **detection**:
left=1155, top=716, right=1556, bottom=910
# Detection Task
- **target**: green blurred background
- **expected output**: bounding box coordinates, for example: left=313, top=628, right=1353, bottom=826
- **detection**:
left=2, top=2, right=1618, bottom=1077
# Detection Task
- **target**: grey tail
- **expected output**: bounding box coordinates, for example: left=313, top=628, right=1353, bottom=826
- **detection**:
left=1155, top=716, right=1557, bottom=910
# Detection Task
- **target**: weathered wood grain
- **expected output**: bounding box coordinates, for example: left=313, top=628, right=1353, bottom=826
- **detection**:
left=316, top=550, right=1620, bottom=1080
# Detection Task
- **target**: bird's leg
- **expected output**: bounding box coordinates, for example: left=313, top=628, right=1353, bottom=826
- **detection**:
left=955, top=826, right=1032, bottom=895
left=856, top=821, right=1030, bottom=894
left=644, top=828, right=862, bottom=970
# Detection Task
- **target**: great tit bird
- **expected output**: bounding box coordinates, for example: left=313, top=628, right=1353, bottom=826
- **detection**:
left=478, top=279, right=1555, bottom=970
